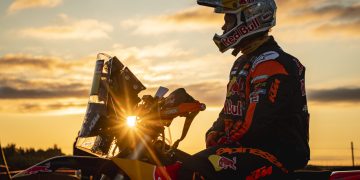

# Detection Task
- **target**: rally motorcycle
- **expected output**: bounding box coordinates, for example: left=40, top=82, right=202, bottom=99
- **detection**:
left=11, top=53, right=360, bottom=180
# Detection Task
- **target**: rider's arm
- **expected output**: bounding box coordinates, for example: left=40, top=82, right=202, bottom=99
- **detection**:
left=205, top=109, right=225, bottom=147
left=228, top=59, right=295, bottom=143
left=205, top=58, right=241, bottom=147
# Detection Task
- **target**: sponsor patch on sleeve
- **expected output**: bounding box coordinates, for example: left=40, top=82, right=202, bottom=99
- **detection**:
left=251, top=51, right=279, bottom=71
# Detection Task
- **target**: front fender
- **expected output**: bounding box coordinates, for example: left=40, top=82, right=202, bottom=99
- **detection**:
left=12, top=156, right=126, bottom=179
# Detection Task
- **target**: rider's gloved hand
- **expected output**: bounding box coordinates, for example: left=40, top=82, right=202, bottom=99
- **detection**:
left=216, top=135, right=232, bottom=145
left=206, top=131, right=219, bottom=148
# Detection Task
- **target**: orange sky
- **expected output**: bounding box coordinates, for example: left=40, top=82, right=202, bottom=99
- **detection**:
left=0, top=0, right=360, bottom=166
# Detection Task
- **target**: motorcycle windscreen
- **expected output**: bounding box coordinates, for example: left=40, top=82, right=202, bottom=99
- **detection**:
left=78, top=103, right=108, bottom=137
left=75, top=103, right=113, bottom=156
left=109, top=66, right=146, bottom=116
left=75, top=135, right=114, bottom=157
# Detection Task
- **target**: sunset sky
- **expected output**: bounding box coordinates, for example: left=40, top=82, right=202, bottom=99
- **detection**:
left=0, top=0, right=360, bottom=166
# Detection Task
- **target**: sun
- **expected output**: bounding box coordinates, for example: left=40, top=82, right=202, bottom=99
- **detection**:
left=126, top=116, right=137, bottom=127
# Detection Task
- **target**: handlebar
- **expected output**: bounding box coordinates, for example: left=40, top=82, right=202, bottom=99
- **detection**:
left=160, top=102, right=206, bottom=120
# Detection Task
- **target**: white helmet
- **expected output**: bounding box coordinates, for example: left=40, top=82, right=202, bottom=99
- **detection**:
left=197, top=0, right=277, bottom=53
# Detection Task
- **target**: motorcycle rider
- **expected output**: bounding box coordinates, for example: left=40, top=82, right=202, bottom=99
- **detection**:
left=157, top=0, right=310, bottom=179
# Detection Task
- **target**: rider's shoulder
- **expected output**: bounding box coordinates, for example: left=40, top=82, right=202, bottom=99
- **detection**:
left=250, top=49, right=304, bottom=76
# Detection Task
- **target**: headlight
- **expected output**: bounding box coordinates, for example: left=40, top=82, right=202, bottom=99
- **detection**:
left=126, top=116, right=137, bottom=127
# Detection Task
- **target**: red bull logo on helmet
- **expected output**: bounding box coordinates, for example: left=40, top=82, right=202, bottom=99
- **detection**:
left=208, top=155, right=237, bottom=171
left=221, top=18, right=260, bottom=47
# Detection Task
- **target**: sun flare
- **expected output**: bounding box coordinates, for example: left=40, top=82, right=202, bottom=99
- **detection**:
left=126, top=116, right=137, bottom=127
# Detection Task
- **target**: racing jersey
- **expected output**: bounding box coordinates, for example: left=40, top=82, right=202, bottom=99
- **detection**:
left=206, top=36, right=310, bottom=170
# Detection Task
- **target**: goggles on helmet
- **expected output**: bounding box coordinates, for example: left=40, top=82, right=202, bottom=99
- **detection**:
left=197, top=0, right=277, bottom=54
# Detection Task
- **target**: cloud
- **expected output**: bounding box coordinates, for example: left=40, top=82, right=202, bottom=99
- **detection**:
left=0, top=54, right=63, bottom=69
left=0, top=53, right=93, bottom=100
left=0, top=85, right=88, bottom=99
left=0, top=42, right=199, bottom=100
left=108, top=43, right=231, bottom=87
left=111, top=41, right=191, bottom=60
left=0, top=54, right=94, bottom=81
left=308, top=87, right=360, bottom=103
left=19, top=14, right=113, bottom=40
left=120, top=7, right=222, bottom=35
left=276, top=0, right=323, bottom=12
left=0, top=54, right=63, bottom=80
left=8, top=0, right=62, bottom=13
left=276, top=0, right=360, bottom=38
left=0, top=42, right=230, bottom=107
left=107, top=42, right=195, bottom=84
left=145, top=81, right=226, bottom=106
left=122, top=1, right=359, bottom=40
left=0, top=99, right=87, bottom=113
left=18, top=101, right=86, bottom=112
left=314, top=20, right=360, bottom=37
left=163, top=6, right=222, bottom=25
left=0, top=53, right=92, bottom=69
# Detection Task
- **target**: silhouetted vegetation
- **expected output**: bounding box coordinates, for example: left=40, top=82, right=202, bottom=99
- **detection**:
left=0, top=144, right=64, bottom=171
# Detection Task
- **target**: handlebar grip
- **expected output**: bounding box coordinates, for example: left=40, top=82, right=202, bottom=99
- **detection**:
left=199, top=103, right=206, bottom=111
left=160, top=102, right=206, bottom=119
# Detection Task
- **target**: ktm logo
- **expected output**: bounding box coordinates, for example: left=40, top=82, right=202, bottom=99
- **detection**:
left=269, top=79, right=280, bottom=103
left=246, top=166, right=273, bottom=180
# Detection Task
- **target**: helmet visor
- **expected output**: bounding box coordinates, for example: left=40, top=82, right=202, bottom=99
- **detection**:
left=197, top=0, right=238, bottom=10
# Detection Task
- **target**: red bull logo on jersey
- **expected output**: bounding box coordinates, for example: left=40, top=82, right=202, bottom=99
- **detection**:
left=208, top=155, right=237, bottom=171
left=227, top=77, right=240, bottom=97
left=224, top=99, right=244, bottom=116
